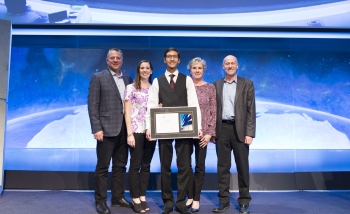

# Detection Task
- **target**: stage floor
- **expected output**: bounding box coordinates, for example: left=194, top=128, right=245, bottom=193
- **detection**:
left=0, top=190, right=349, bottom=213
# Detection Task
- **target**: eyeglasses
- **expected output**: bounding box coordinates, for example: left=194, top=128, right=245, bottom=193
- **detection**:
left=166, top=55, right=179, bottom=59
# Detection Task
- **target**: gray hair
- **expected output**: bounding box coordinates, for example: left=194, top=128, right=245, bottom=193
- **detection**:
left=187, top=57, right=207, bottom=71
left=107, top=48, right=123, bottom=58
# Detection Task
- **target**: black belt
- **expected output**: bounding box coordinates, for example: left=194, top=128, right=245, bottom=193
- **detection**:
left=222, top=119, right=235, bottom=124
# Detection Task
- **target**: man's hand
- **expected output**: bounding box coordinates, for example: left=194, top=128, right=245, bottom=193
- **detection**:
left=244, top=136, right=253, bottom=145
left=193, top=130, right=203, bottom=139
left=94, top=131, right=104, bottom=142
left=146, top=129, right=156, bottom=141
left=198, top=129, right=203, bottom=138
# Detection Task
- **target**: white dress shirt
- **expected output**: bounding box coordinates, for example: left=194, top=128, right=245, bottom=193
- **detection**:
left=145, top=70, right=202, bottom=130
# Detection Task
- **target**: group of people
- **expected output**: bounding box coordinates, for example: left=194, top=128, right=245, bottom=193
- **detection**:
left=88, top=47, right=256, bottom=214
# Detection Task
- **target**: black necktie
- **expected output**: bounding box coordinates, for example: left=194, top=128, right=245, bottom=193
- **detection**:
left=169, top=74, right=175, bottom=89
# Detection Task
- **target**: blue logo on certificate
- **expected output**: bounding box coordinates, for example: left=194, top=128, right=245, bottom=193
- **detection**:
left=180, top=113, right=193, bottom=131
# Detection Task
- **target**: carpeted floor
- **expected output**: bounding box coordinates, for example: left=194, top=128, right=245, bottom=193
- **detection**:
left=0, top=190, right=349, bottom=214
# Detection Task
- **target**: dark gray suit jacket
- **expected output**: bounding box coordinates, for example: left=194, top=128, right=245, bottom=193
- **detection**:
left=214, top=76, right=256, bottom=142
left=88, top=69, right=132, bottom=137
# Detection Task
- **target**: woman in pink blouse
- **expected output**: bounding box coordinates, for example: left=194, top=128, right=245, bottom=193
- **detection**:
left=124, top=60, right=155, bottom=213
left=186, top=57, right=217, bottom=212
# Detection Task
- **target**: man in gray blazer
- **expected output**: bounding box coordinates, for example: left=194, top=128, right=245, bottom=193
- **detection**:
left=88, top=48, right=133, bottom=214
left=212, top=55, right=256, bottom=214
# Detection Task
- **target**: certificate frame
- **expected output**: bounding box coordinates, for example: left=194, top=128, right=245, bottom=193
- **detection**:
left=150, top=106, right=198, bottom=139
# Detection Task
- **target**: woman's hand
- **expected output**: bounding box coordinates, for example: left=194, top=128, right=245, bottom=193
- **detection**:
left=127, top=135, right=136, bottom=147
left=199, top=134, right=211, bottom=148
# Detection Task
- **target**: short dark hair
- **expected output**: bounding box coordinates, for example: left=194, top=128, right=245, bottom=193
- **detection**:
left=134, top=60, right=153, bottom=91
left=164, top=47, right=180, bottom=59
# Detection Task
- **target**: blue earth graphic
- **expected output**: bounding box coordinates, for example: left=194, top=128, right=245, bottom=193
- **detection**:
left=4, top=101, right=350, bottom=172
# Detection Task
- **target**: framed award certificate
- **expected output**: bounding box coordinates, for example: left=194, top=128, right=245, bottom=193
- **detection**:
left=150, top=106, right=198, bottom=139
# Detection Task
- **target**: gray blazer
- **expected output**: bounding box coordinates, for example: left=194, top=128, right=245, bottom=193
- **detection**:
left=214, top=76, right=256, bottom=142
left=88, top=69, right=132, bottom=137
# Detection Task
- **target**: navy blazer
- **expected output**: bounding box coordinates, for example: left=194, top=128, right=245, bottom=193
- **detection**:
left=214, top=76, right=256, bottom=142
left=88, top=69, right=132, bottom=137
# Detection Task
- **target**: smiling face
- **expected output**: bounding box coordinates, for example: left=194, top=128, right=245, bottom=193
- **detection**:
left=164, top=50, right=180, bottom=72
left=222, top=55, right=238, bottom=78
left=106, top=50, right=123, bottom=73
left=139, top=61, right=153, bottom=81
left=190, top=62, right=204, bottom=81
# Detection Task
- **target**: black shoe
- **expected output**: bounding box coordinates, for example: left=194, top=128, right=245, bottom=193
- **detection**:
left=111, top=197, right=132, bottom=208
left=176, top=207, right=191, bottom=214
left=190, top=207, right=200, bottom=213
left=96, top=202, right=111, bottom=214
left=160, top=206, right=173, bottom=214
left=141, top=200, right=150, bottom=212
left=212, top=204, right=230, bottom=213
left=239, top=205, right=250, bottom=214
left=132, top=200, right=145, bottom=213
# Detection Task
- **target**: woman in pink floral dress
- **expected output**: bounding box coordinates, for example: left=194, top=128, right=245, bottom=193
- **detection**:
left=124, top=60, right=155, bottom=213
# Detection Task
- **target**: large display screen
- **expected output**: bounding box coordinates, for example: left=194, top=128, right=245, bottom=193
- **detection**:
left=4, top=35, right=350, bottom=173
left=1, top=0, right=350, bottom=28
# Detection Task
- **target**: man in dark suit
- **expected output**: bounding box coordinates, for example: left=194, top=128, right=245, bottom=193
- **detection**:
left=212, top=55, right=256, bottom=214
left=88, top=48, right=133, bottom=214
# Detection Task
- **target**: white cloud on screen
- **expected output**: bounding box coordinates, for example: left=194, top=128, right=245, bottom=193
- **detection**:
left=26, top=105, right=96, bottom=148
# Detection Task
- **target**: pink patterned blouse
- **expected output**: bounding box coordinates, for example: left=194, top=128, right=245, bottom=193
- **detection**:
left=124, top=84, right=150, bottom=133
left=196, top=83, right=216, bottom=137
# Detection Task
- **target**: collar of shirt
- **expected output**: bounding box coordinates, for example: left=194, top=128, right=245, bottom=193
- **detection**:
left=165, top=69, right=179, bottom=76
left=224, top=75, right=237, bottom=84
left=165, top=69, right=179, bottom=83
left=109, top=68, right=123, bottom=78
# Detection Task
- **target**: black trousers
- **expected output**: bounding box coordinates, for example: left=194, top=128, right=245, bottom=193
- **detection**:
left=94, top=121, right=128, bottom=205
left=187, top=139, right=207, bottom=201
left=128, top=133, right=156, bottom=198
left=216, top=123, right=251, bottom=206
left=158, top=138, right=191, bottom=209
